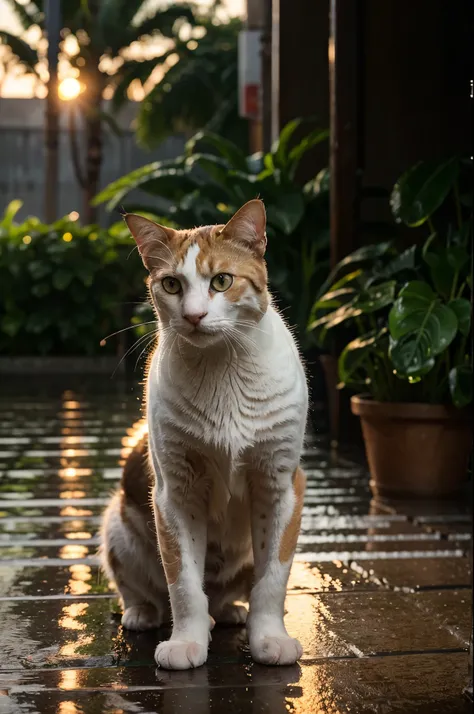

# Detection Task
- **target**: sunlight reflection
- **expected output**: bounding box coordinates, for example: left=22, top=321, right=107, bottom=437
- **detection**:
left=59, top=603, right=88, bottom=630
left=61, top=436, right=83, bottom=444
left=288, top=561, right=343, bottom=593
left=66, top=564, right=92, bottom=595
left=59, top=467, right=78, bottom=478
left=61, top=507, right=92, bottom=517
left=59, top=467, right=93, bottom=478
left=60, top=490, right=86, bottom=499
left=284, top=660, right=341, bottom=714
left=61, top=411, right=80, bottom=420
left=60, top=544, right=89, bottom=559
left=59, top=670, right=78, bottom=691
left=59, top=635, right=93, bottom=658
left=58, top=701, right=81, bottom=714
left=64, top=448, right=79, bottom=457
left=65, top=531, right=92, bottom=540
left=63, top=401, right=82, bottom=410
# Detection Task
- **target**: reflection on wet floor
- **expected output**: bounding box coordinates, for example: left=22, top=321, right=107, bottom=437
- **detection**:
left=0, top=377, right=472, bottom=713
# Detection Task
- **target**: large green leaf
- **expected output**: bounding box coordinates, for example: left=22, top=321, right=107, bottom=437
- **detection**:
left=186, top=131, right=247, bottom=172
left=308, top=270, right=363, bottom=327
left=424, top=252, right=456, bottom=300
left=354, top=281, right=396, bottom=313
left=373, top=245, right=417, bottom=280
left=93, top=162, right=196, bottom=211
left=311, top=287, right=358, bottom=311
left=185, top=153, right=232, bottom=187
left=449, top=365, right=472, bottom=408
left=423, top=244, right=469, bottom=299
left=315, top=242, right=393, bottom=301
left=288, top=128, right=329, bottom=179
left=338, top=328, right=387, bottom=387
left=1, top=200, right=23, bottom=230
left=272, top=119, right=302, bottom=168
left=303, top=168, right=330, bottom=197
left=448, top=298, right=471, bottom=337
left=446, top=245, right=469, bottom=272
left=93, top=158, right=182, bottom=206
left=266, top=194, right=305, bottom=235
left=309, top=302, right=362, bottom=333
left=390, top=158, right=460, bottom=227
left=389, top=281, right=458, bottom=377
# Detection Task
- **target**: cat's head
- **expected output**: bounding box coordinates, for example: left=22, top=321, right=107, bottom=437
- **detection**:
left=126, top=200, right=269, bottom=347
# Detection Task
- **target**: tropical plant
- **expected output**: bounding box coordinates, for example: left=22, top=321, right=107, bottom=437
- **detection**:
left=93, top=119, right=331, bottom=347
left=0, top=200, right=146, bottom=357
left=309, top=157, right=472, bottom=407
left=128, top=13, right=247, bottom=151
left=0, top=0, right=197, bottom=221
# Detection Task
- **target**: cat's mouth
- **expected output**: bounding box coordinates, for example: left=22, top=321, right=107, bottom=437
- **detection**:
left=176, top=321, right=222, bottom=346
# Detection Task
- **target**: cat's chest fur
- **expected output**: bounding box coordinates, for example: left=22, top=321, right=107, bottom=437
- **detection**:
left=152, top=350, right=289, bottom=452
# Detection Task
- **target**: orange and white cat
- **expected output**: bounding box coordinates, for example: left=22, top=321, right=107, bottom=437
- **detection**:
left=100, top=200, right=308, bottom=670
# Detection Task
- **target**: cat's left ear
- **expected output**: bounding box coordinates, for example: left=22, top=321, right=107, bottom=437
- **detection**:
left=221, top=199, right=267, bottom=257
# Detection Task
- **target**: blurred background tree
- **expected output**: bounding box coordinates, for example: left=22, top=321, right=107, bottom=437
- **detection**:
left=0, top=0, right=244, bottom=222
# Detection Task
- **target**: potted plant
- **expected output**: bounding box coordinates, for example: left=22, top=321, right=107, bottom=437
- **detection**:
left=309, top=157, right=472, bottom=497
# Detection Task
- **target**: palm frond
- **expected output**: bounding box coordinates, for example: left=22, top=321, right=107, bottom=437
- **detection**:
left=97, top=0, right=191, bottom=53
left=129, top=4, right=196, bottom=41
left=110, top=53, right=174, bottom=112
left=0, top=31, right=39, bottom=76
left=2, top=1, right=43, bottom=31
left=136, top=17, right=240, bottom=148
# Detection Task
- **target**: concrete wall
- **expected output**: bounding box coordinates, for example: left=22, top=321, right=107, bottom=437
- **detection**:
left=0, top=98, right=185, bottom=223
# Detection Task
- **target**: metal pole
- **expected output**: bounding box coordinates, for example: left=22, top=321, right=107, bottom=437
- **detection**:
left=246, top=0, right=264, bottom=153
left=44, top=0, right=61, bottom=223
left=261, top=0, right=272, bottom=153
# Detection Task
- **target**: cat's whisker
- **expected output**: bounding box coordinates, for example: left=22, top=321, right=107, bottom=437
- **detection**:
left=134, top=331, right=159, bottom=371
left=167, top=332, right=180, bottom=381
left=222, top=326, right=257, bottom=370
left=146, top=255, right=174, bottom=270
left=101, top=320, right=157, bottom=342
left=111, top=330, right=159, bottom=378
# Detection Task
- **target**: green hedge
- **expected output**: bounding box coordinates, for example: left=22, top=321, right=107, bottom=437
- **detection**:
left=0, top=201, right=147, bottom=356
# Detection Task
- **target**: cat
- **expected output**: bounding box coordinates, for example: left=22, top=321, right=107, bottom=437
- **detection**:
left=100, top=199, right=308, bottom=670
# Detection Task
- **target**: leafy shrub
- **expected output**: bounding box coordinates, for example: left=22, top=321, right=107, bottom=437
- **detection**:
left=94, top=119, right=331, bottom=348
left=0, top=201, right=145, bottom=356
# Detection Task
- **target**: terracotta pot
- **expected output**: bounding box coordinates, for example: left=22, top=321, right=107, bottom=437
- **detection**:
left=351, top=396, right=472, bottom=498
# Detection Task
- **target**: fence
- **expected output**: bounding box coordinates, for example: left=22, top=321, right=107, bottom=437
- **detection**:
left=0, top=126, right=185, bottom=223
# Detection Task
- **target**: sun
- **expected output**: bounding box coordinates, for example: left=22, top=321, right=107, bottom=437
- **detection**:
left=58, top=77, right=81, bottom=101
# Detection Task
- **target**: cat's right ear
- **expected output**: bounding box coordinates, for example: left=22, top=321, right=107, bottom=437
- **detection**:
left=124, top=214, right=175, bottom=271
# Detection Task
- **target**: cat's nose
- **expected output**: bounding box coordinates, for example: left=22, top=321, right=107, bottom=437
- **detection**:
left=183, top=312, right=207, bottom=326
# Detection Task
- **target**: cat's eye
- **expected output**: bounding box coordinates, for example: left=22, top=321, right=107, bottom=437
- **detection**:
left=211, top=273, right=233, bottom=292
left=161, top=276, right=181, bottom=294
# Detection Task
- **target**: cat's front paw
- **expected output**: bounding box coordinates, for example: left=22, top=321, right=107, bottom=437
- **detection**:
left=155, top=640, right=208, bottom=670
left=249, top=634, right=303, bottom=666
left=121, top=604, right=161, bottom=631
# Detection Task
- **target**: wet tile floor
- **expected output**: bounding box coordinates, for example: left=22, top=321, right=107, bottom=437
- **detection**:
left=0, top=376, right=472, bottom=713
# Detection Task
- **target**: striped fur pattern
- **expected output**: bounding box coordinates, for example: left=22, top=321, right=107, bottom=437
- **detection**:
left=100, top=200, right=308, bottom=669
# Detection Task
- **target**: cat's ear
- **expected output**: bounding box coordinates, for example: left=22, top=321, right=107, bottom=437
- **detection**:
left=124, top=214, right=176, bottom=271
left=221, top=199, right=267, bottom=257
